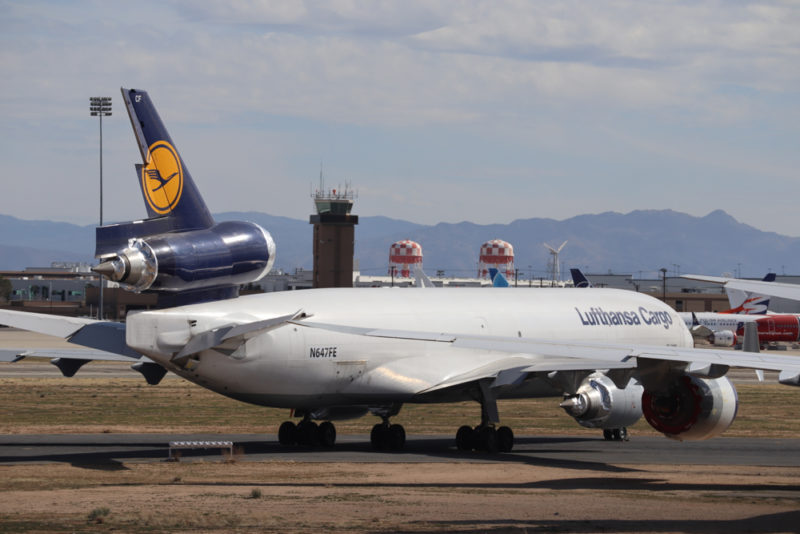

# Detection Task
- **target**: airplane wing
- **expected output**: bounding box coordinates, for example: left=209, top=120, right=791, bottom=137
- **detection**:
left=683, top=274, right=800, bottom=302
left=0, top=309, right=140, bottom=359
left=0, top=348, right=143, bottom=363
left=0, top=309, right=166, bottom=382
left=296, top=321, right=800, bottom=388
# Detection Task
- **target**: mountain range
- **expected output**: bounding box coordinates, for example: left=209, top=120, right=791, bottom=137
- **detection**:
left=1, top=209, right=799, bottom=279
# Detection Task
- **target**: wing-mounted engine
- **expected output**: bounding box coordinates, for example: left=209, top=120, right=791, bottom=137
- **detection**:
left=95, top=220, right=275, bottom=294
left=709, top=330, right=737, bottom=347
left=559, top=372, right=643, bottom=429
left=641, top=374, right=738, bottom=441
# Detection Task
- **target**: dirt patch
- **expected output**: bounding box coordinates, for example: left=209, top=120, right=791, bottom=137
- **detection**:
left=1, top=462, right=799, bottom=533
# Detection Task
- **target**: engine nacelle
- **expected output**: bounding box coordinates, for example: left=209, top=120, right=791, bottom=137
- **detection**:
left=95, top=220, right=275, bottom=292
left=709, top=329, right=737, bottom=347
left=559, top=372, right=643, bottom=429
left=642, top=374, right=738, bottom=441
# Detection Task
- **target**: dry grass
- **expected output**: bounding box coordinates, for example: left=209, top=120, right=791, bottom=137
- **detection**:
left=1, top=373, right=799, bottom=437
left=2, top=368, right=800, bottom=533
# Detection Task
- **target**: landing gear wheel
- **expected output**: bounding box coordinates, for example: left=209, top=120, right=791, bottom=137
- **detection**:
left=496, top=426, right=514, bottom=452
left=388, top=424, right=406, bottom=450
left=456, top=425, right=473, bottom=451
left=318, top=421, right=337, bottom=447
left=370, top=423, right=406, bottom=451
left=278, top=421, right=297, bottom=446
left=476, top=426, right=499, bottom=453
left=371, top=423, right=387, bottom=450
left=603, top=427, right=629, bottom=441
left=296, top=420, right=319, bottom=446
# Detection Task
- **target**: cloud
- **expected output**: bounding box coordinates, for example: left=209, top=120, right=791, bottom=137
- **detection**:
left=0, top=1, right=798, bottom=236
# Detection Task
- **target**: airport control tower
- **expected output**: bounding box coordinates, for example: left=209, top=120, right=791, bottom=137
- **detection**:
left=310, top=179, right=358, bottom=288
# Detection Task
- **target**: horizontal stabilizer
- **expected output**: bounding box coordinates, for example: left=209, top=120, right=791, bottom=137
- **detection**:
left=174, top=310, right=306, bottom=359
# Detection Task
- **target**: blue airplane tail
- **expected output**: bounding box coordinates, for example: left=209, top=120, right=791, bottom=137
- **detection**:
left=121, top=87, right=214, bottom=231
left=570, top=268, right=592, bottom=288
left=93, top=88, right=275, bottom=306
left=488, top=268, right=510, bottom=287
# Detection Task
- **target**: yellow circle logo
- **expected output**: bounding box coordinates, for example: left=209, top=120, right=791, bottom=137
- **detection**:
left=141, top=141, right=183, bottom=214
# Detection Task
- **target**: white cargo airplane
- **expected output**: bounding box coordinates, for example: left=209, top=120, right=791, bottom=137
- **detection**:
left=3, top=89, right=800, bottom=454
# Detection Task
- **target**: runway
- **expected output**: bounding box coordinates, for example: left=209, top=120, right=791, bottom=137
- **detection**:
left=2, top=432, right=800, bottom=468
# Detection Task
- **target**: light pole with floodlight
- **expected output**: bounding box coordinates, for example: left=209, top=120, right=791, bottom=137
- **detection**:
left=90, top=96, right=111, bottom=319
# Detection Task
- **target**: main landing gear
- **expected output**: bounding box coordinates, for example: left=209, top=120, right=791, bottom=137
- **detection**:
left=456, top=424, right=514, bottom=453
left=454, top=380, right=515, bottom=453
left=602, top=427, right=629, bottom=441
left=369, top=404, right=406, bottom=451
left=370, top=421, right=406, bottom=450
left=278, top=418, right=337, bottom=447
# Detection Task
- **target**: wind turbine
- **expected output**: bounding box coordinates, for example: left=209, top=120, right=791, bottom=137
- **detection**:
left=543, top=241, right=568, bottom=285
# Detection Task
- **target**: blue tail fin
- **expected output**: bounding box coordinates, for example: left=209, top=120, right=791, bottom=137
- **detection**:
left=488, top=268, right=510, bottom=287
left=121, top=87, right=214, bottom=231
left=570, top=268, right=592, bottom=288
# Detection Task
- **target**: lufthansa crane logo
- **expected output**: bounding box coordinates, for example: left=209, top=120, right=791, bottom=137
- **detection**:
left=141, top=141, right=183, bottom=214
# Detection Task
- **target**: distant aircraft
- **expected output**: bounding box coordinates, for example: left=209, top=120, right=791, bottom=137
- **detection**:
left=683, top=273, right=800, bottom=303
left=570, top=270, right=793, bottom=347
left=720, top=273, right=775, bottom=315
left=570, top=268, right=593, bottom=288
left=487, top=268, right=510, bottom=287
left=2, top=88, right=800, bottom=454
left=682, top=311, right=800, bottom=347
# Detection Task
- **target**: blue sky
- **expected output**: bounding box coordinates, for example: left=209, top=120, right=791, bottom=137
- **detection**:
left=1, top=1, right=799, bottom=234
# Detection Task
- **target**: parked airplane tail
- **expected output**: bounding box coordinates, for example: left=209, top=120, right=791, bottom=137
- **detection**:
left=721, top=273, right=775, bottom=314
left=488, top=268, right=510, bottom=287
left=93, top=88, right=275, bottom=305
left=570, top=268, right=593, bottom=288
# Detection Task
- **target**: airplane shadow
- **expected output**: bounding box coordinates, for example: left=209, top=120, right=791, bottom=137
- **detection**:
left=389, top=510, right=800, bottom=534
left=0, top=434, right=637, bottom=472
left=1, top=434, right=797, bottom=477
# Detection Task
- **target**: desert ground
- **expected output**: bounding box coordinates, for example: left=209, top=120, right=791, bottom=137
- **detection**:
left=1, top=329, right=799, bottom=533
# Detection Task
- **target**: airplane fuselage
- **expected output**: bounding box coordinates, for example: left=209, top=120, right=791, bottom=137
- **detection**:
left=126, top=287, right=691, bottom=410
left=681, top=312, right=800, bottom=343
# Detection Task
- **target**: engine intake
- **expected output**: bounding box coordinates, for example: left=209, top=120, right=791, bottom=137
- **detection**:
left=95, top=221, right=275, bottom=293
left=642, top=374, right=738, bottom=441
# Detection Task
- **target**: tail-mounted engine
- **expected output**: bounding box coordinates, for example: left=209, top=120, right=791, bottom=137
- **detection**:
left=641, top=374, right=738, bottom=441
left=95, top=220, right=275, bottom=293
left=559, top=372, right=643, bottom=430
